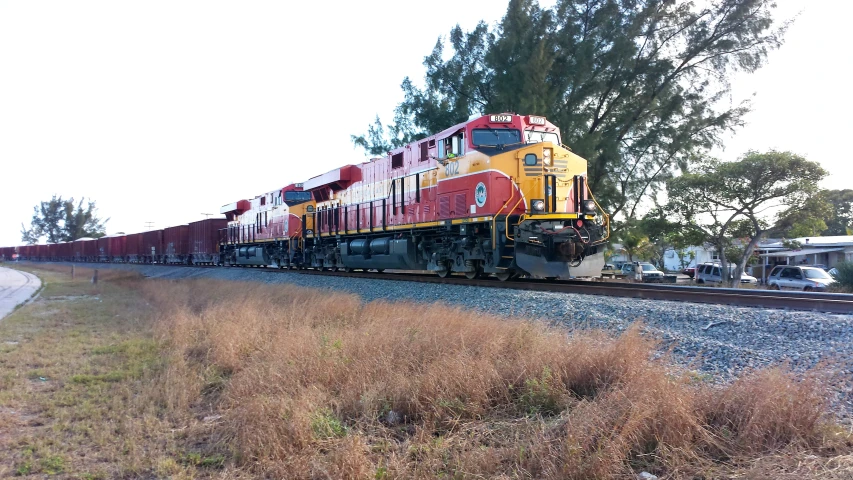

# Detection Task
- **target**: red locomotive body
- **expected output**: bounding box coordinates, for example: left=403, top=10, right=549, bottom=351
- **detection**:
left=188, top=218, right=227, bottom=264
left=163, top=225, right=190, bottom=264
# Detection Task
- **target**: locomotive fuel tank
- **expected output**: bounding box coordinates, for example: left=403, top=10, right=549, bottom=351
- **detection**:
left=341, top=237, right=427, bottom=270
left=235, top=246, right=270, bottom=266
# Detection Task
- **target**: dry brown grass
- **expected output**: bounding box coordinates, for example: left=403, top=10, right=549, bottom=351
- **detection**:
left=146, top=278, right=853, bottom=479
left=1, top=263, right=850, bottom=478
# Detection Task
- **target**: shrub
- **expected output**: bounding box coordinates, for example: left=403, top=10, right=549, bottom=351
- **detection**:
left=829, top=261, right=853, bottom=292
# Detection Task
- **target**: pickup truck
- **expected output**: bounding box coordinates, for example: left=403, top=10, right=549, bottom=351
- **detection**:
left=601, top=262, right=667, bottom=282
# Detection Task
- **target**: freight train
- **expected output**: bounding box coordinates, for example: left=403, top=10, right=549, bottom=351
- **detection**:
left=3, top=113, right=610, bottom=280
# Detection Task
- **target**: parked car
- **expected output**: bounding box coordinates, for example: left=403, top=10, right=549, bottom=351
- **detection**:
left=695, top=263, right=758, bottom=285
left=767, top=265, right=836, bottom=291
left=600, top=262, right=665, bottom=282
left=681, top=266, right=696, bottom=278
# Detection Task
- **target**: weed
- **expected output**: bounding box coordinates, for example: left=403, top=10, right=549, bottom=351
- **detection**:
left=15, top=461, right=32, bottom=476
left=39, top=455, right=65, bottom=474
left=311, top=409, right=348, bottom=438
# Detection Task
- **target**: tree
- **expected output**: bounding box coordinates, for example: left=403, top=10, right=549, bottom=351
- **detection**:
left=641, top=209, right=706, bottom=270
left=618, top=227, right=655, bottom=262
left=353, top=0, right=787, bottom=224
left=666, top=151, right=827, bottom=287
left=823, top=189, right=853, bottom=235
left=771, top=191, right=831, bottom=238
left=21, top=195, right=108, bottom=244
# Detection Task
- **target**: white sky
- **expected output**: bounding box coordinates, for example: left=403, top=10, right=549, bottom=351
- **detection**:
left=1, top=0, right=849, bottom=246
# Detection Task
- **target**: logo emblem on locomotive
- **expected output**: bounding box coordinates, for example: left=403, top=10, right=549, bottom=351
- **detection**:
left=475, top=182, right=487, bottom=208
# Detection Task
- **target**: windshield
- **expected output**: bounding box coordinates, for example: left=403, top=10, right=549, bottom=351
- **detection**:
left=284, top=190, right=312, bottom=206
left=803, top=268, right=831, bottom=279
left=525, top=130, right=560, bottom=145
left=472, top=128, right=521, bottom=146
left=640, top=264, right=658, bottom=272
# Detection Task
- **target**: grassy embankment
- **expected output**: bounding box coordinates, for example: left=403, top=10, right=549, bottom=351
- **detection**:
left=0, top=263, right=851, bottom=478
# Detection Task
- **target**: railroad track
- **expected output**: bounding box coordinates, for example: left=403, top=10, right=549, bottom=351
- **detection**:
left=289, top=269, right=853, bottom=314
left=16, top=261, right=853, bottom=314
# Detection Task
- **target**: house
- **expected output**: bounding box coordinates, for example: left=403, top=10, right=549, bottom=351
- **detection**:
left=608, top=243, right=717, bottom=272
left=757, top=235, right=853, bottom=270
left=662, top=245, right=717, bottom=272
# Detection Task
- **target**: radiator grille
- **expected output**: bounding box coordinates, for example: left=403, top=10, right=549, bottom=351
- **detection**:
left=439, top=196, right=450, bottom=217
left=455, top=193, right=466, bottom=216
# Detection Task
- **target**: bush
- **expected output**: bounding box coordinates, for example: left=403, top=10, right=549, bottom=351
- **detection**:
left=830, top=261, right=853, bottom=292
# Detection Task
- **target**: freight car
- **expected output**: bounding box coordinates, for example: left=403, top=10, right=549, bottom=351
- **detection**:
left=188, top=218, right=227, bottom=264
left=163, top=225, right=190, bottom=264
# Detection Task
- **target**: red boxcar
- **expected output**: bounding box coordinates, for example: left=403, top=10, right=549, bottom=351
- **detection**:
left=84, top=239, right=98, bottom=261
left=55, top=242, right=71, bottom=261
left=163, top=225, right=190, bottom=264
left=96, top=236, right=111, bottom=262
left=72, top=239, right=97, bottom=261
left=45, top=243, right=57, bottom=260
left=126, top=233, right=143, bottom=263
left=109, top=235, right=127, bottom=262
left=141, top=230, right=163, bottom=263
left=188, top=218, right=226, bottom=264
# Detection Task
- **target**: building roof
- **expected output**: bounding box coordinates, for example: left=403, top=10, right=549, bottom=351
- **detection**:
left=758, top=247, right=845, bottom=257
left=760, top=235, right=853, bottom=250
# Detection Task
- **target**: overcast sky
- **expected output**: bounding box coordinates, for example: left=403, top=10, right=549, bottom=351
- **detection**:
left=1, top=0, right=849, bottom=246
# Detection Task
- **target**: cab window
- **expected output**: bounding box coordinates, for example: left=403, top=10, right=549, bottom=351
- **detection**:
left=472, top=128, right=521, bottom=146
left=525, top=130, right=560, bottom=145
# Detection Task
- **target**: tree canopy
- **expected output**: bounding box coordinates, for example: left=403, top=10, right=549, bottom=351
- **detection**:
left=352, top=0, right=787, bottom=222
left=666, top=151, right=826, bottom=287
left=21, top=195, right=109, bottom=244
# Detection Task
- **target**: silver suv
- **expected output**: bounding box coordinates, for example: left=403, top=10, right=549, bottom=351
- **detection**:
left=695, top=263, right=758, bottom=285
left=767, top=265, right=836, bottom=291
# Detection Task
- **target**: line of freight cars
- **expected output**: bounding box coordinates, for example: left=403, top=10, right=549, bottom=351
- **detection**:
left=2, top=218, right=226, bottom=265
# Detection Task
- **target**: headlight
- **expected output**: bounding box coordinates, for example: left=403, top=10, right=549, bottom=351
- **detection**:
left=543, top=148, right=552, bottom=166
left=582, top=199, right=596, bottom=213
left=533, top=200, right=545, bottom=211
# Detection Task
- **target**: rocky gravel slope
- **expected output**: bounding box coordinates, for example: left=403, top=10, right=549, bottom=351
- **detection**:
left=73, top=263, right=853, bottom=421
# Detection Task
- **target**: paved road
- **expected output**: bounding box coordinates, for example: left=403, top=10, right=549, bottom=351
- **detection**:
left=0, top=266, right=41, bottom=321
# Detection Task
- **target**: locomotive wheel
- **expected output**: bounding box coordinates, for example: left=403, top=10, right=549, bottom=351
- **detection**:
left=437, top=268, right=450, bottom=278
left=465, top=268, right=482, bottom=280
left=343, top=267, right=353, bottom=273
left=495, top=271, right=513, bottom=282
left=375, top=269, right=385, bottom=273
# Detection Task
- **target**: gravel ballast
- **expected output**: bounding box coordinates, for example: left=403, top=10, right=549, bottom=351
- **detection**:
left=72, top=263, right=853, bottom=421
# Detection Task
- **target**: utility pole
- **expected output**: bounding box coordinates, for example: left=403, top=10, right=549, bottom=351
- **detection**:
left=200, top=213, right=213, bottom=219
left=144, top=222, right=155, bottom=231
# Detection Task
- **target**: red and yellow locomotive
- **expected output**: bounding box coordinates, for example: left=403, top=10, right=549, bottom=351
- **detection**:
left=221, top=113, right=609, bottom=279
